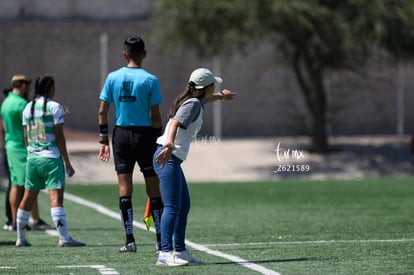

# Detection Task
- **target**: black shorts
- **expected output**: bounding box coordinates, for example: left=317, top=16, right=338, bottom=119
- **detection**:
left=112, top=126, right=157, bottom=177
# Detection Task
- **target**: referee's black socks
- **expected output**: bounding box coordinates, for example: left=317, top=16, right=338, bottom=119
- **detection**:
left=119, top=196, right=135, bottom=244
left=150, top=197, right=163, bottom=250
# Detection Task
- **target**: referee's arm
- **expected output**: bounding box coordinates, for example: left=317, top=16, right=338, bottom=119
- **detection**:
left=150, top=104, right=162, bottom=130
left=98, top=101, right=111, bottom=162
left=98, top=100, right=110, bottom=143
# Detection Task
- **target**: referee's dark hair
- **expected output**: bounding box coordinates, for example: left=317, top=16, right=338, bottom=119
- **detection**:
left=124, top=35, right=145, bottom=61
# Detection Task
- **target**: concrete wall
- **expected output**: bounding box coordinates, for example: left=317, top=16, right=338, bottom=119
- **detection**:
left=0, top=0, right=150, bottom=20
left=0, top=16, right=413, bottom=137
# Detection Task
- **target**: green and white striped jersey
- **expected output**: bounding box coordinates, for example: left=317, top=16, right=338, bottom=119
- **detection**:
left=22, top=96, right=64, bottom=159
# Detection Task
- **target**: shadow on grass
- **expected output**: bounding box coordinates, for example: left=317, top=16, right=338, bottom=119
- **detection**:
left=0, top=241, right=16, bottom=246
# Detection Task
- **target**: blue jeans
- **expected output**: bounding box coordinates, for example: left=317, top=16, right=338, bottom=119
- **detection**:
left=153, top=146, right=190, bottom=252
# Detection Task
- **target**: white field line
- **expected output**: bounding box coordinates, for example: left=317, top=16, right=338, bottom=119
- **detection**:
left=56, top=265, right=119, bottom=275
left=63, top=192, right=281, bottom=275
left=203, top=239, right=414, bottom=247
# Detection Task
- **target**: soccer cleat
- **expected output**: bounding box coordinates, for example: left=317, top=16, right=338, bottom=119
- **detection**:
left=16, top=239, right=31, bottom=247
left=156, top=251, right=189, bottom=267
left=58, top=236, right=86, bottom=247
left=32, top=219, right=55, bottom=231
left=119, top=242, right=137, bottom=252
left=174, top=249, right=203, bottom=264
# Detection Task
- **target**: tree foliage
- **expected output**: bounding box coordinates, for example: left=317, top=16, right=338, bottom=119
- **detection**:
left=153, top=0, right=414, bottom=152
left=153, top=0, right=254, bottom=58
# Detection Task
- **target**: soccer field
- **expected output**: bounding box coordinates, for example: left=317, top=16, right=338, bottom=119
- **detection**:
left=1, top=178, right=413, bottom=274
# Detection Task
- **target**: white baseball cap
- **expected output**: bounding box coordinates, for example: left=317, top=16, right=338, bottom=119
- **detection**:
left=189, top=68, right=223, bottom=89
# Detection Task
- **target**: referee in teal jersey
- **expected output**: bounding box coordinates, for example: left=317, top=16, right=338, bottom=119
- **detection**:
left=98, top=35, right=163, bottom=253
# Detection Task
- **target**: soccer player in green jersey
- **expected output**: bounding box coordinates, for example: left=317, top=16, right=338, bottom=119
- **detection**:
left=0, top=75, right=53, bottom=231
left=15, top=75, right=85, bottom=247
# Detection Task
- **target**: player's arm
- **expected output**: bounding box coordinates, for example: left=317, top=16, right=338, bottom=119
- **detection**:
left=0, top=118, right=6, bottom=151
left=206, top=89, right=237, bottom=103
left=155, top=119, right=180, bottom=167
left=149, top=78, right=163, bottom=136
left=55, top=123, right=75, bottom=177
left=98, top=100, right=111, bottom=162
left=98, top=100, right=110, bottom=142
left=23, top=125, right=28, bottom=148
left=150, top=104, right=163, bottom=136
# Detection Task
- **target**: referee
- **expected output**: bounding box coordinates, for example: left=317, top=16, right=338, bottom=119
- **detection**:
left=98, top=35, right=163, bottom=253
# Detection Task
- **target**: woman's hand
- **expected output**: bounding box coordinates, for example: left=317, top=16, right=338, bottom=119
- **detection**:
left=156, top=144, right=174, bottom=168
left=209, top=89, right=237, bottom=102
left=221, top=89, right=237, bottom=100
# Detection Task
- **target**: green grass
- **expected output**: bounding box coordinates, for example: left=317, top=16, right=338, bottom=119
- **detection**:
left=0, top=178, right=413, bottom=274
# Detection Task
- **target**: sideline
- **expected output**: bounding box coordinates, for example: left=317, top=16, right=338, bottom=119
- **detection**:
left=62, top=192, right=281, bottom=275
left=204, top=239, right=414, bottom=247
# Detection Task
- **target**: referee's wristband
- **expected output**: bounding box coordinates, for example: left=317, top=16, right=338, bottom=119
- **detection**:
left=99, top=123, right=109, bottom=137
left=99, top=139, right=109, bottom=145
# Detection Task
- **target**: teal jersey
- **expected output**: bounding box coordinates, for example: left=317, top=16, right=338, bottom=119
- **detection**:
left=22, top=96, right=64, bottom=158
left=0, top=92, right=27, bottom=151
left=99, top=67, right=162, bottom=127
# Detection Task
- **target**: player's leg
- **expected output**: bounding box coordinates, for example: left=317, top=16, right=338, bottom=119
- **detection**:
left=15, top=155, right=44, bottom=246
left=139, top=128, right=163, bottom=250
left=25, top=151, right=41, bottom=224
left=31, top=198, right=55, bottom=230
left=46, top=157, right=85, bottom=247
left=30, top=200, right=40, bottom=221
left=7, top=149, right=26, bottom=228
left=145, top=175, right=161, bottom=197
left=47, top=188, right=84, bottom=247
left=30, top=199, right=56, bottom=230
left=2, top=151, right=13, bottom=230
left=118, top=173, right=136, bottom=251
left=16, top=189, right=39, bottom=246
left=113, top=127, right=136, bottom=252
left=3, top=179, right=13, bottom=230
left=145, top=175, right=163, bottom=250
left=49, top=188, right=69, bottom=240
left=9, top=185, right=24, bottom=228
left=9, top=149, right=49, bottom=230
